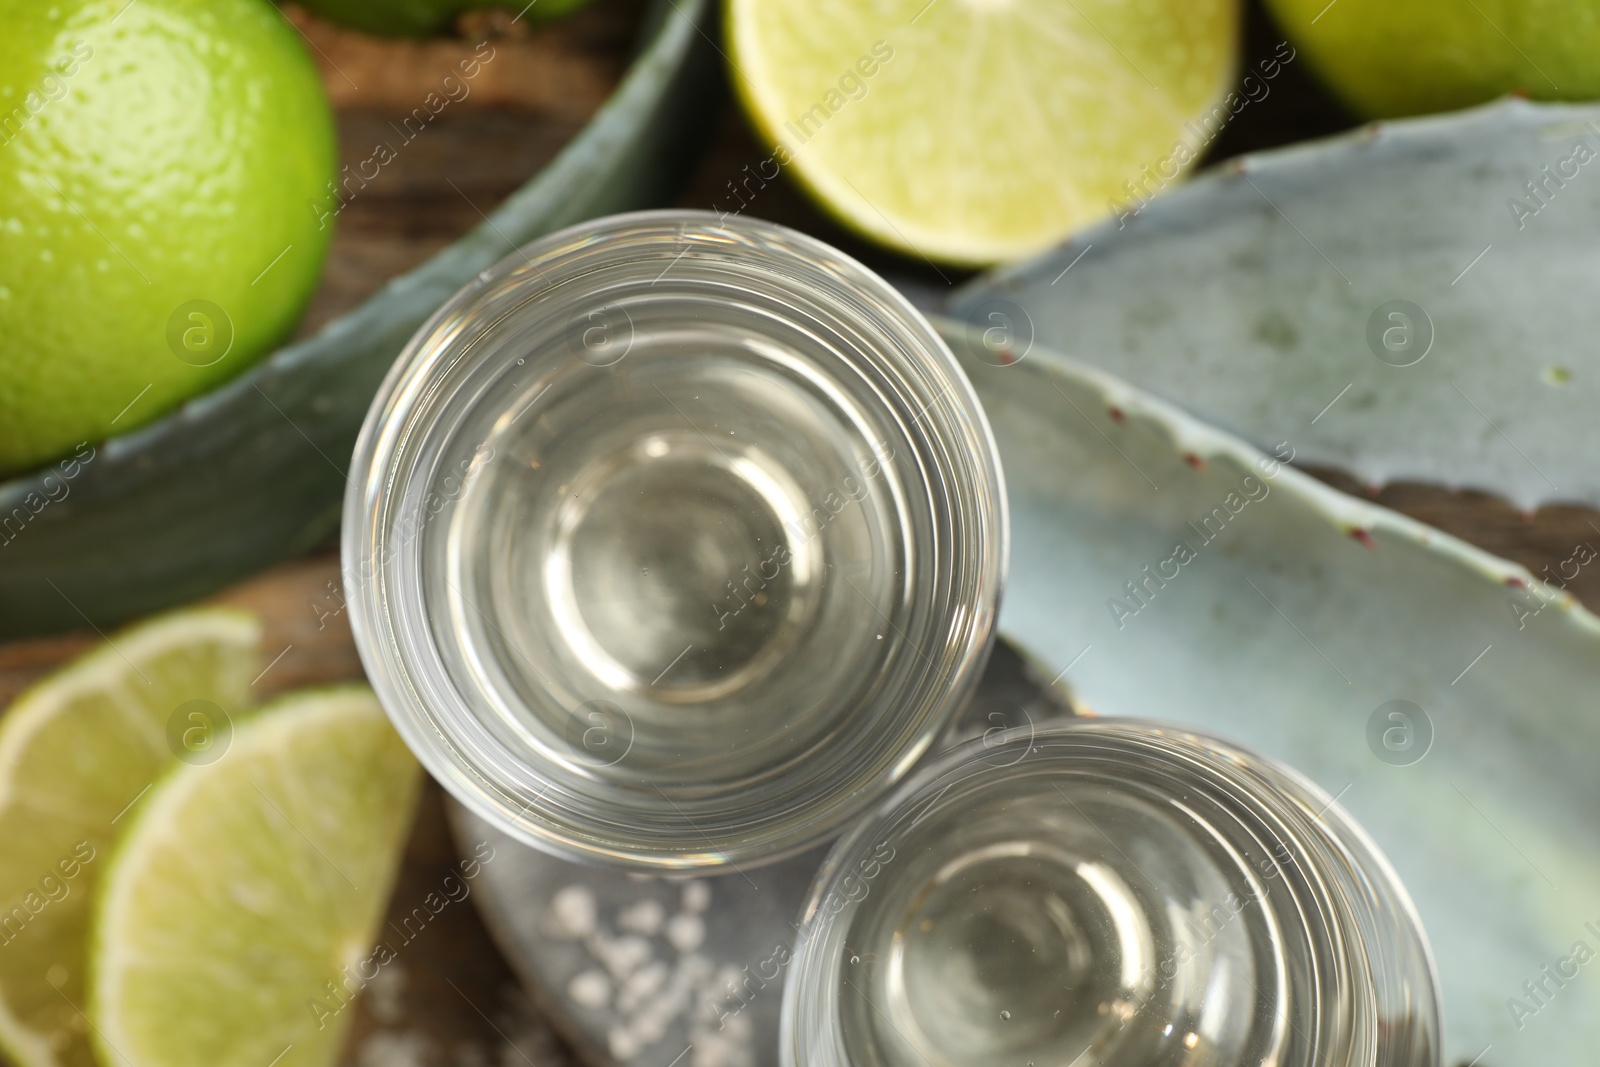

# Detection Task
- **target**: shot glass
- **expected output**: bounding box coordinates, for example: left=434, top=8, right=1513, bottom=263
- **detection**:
left=783, top=720, right=1441, bottom=1067
left=343, top=210, right=1006, bottom=869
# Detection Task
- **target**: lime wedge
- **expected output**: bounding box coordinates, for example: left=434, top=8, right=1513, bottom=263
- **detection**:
left=726, top=0, right=1239, bottom=265
left=0, top=607, right=261, bottom=1067
left=88, top=686, right=421, bottom=1067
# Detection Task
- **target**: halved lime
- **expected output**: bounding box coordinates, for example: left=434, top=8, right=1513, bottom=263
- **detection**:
left=88, top=686, right=421, bottom=1067
left=0, top=607, right=261, bottom=1067
left=726, top=0, right=1239, bottom=265
left=1265, top=0, right=1600, bottom=117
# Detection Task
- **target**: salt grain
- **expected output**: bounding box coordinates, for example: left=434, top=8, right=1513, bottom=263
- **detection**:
left=568, top=969, right=612, bottom=1010
left=549, top=886, right=597, bottom=939
left=666, top=913, right=705, bottom=953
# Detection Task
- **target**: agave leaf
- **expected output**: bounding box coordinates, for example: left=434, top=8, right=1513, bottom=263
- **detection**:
left=0, top=0, right=719, bottom=640
left=951, top=98, right=1600, bottom=515
left=937, top=317, right=1600, bottom=1066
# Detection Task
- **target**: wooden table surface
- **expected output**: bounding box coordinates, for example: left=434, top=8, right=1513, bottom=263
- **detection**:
left=2, top=3, right=1595, bottom=1065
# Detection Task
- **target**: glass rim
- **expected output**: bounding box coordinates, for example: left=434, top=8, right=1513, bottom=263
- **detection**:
left=781, top=717, right=1442, bottom=1066
left=342, top=209, right=1009, bottom=869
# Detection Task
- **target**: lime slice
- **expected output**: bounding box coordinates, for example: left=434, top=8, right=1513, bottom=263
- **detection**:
left=0, top=606, right=260, bottom=1067
left=726, top=0, right=1238, bottom=265
left=89, top=686, right=421, bottom=1067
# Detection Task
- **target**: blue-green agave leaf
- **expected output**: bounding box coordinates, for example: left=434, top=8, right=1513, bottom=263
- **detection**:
left=952, top=99, right=1600, bottom=514
left=939, top=316, right=1600, bottom=1067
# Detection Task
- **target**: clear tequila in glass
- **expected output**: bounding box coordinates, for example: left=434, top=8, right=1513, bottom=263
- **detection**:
left=784, top=721, right=1440, bottom=1067
left=344, top=211, right=1006, bottom=869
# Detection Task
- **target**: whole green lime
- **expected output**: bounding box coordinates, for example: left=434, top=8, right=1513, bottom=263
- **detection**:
left=291, top=0, right=594, bottom=37
left=1266, top=0, right=1600, bottom=117
left=0, top=0, right=337, bottom=476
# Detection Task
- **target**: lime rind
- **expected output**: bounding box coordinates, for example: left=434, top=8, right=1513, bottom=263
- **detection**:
left=0, top=608, right=260, bottom=790
left=0, top=606, right=261, bottom=1067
